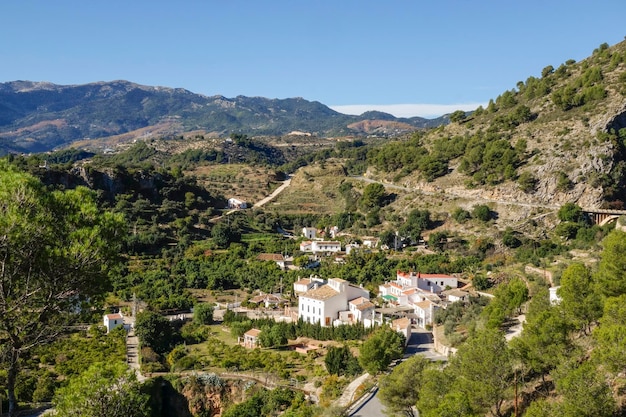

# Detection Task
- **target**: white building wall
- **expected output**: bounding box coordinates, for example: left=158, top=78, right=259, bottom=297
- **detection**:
left=321, top=294, right=348, bottom=326
left=417, top=277, right=457, bottom=293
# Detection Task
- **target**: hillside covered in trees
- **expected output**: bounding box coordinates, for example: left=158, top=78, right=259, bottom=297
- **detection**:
left=2, top=40, right=626, bottom=417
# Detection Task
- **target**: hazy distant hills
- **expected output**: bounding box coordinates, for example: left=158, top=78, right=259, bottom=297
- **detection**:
left=0, top=80, right=446, bottom=153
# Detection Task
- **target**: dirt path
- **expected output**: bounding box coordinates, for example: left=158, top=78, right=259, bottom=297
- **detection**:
left=335, top=373, right=370, bottom=408
left=350, top=175, right=560, bottom=211
left=253, top=176, right=292, bottom=208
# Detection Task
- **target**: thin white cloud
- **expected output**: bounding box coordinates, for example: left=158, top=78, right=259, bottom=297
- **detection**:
left=329, top=103, right=486, bottom=119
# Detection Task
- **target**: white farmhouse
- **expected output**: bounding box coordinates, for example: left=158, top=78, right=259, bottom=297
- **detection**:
left=442, top=289, right=470, bottom=303
left=302, top=227, right=317, bottom=239
left=103, top=312, right=124, bottom=333
left=299, top=240, right=342, bottom=254
left=227, top=198, right=247, bottom=209
left=298, top=278, right=369, bottom=327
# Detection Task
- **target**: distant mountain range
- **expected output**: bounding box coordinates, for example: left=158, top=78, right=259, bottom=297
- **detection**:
left=0, top=80, right=448, bottom=153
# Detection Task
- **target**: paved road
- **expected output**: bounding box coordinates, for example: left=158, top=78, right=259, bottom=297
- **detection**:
left=348, top=328, right=447, bottom=417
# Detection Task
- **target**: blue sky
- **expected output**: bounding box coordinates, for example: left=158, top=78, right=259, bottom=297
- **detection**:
left=1, top=1, right=625, bottom=118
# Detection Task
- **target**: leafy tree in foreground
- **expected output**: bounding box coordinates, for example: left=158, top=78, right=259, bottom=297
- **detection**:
left=592, top=294, right=626, bottom=373
left=135, top=310, right=178, bottom=354
left=511, top=306, right=574, bottom=382
left=553, top=360, right=615, bottom=417
left=557, top=203, right=585, bottom=223
left=358, top=326, right=404, bottom=374
left=54, top=362, right=150, bottom=417
left=596, top=230, right=626, bottom=297
left=558, top=263, right=602, bottom=334
left=193, top=302, right=214, bottom=325
left=379, top=355, right=431, bottom=417
left=324, top=345, right=361, bottom=376
left=0, top=163, right=124, bottom=416
left=450, top=328, right=512, bottom=417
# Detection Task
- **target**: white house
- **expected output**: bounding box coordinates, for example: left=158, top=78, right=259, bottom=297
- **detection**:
left=300, top=240, right=342, bottom=254
left=302, top=227, right=317, bottom=239
left=362, top=238, right=379, bottom=248
left=550, top=286, right=562, bottom=305
left=298, top=278, right=369, bottom=327
left=348, top=297, right=376, bottom=324
left=243, top=328, right=261, bottom=348
left=103, top=312, right=124, bottom=333
left=416, top=273, right=458, bottom=294
left=392, top=317, right=412, bottom=345
left=256, top=253, right=286, bottom=269
left=442, top=289, right=470, bottom=303
left=413, top=300, right=438, bottom=328
left=345, top=243, right=360, bottom=255
left=227, top=198, right=247, bottom=209
left=313, top=241, right=342, bottom=254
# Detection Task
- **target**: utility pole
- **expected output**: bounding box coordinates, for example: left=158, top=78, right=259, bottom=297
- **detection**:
left=514, top=368, right=519, bottom=417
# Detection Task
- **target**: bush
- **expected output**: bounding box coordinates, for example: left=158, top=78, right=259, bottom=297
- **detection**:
left=194, top=302, right=214, bottom=325
left=472, top=204, right=492, bottom=222
left=452, top=207, right=471, bottom=223
left=518, top=172, right=537, bottom=193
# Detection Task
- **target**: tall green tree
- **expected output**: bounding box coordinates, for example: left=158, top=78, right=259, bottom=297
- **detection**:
left=360, top=182, right=386, bottom=210
left=557, top=203, right=585, bottom=223
left=554, top=360, right=615, bottom=417
left=596, top=230, right=626, bottom=297
left=0, top=163, right=124, bottom=416
left=324, top=345, right=361, bottom=376
left=54, top=362, right=150, bottom=417
left=511, top=307, right=574, bottom=382
left=379, top=355, right=430, bottom=417
left=358, top=326, right=404, bottom=374
left=193, top=302, right=214, bottom=325
left=450, top=328, right=512, bottom=417
left=592, top=294, right=626, bottom=373
left=135, top=310, right=177, bottom=354
left=558, top=263, right=602, bottom=333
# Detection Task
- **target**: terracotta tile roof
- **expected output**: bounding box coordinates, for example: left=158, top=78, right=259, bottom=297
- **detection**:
left=349, top=297, right=375, bottom=310
left=295, top=278, right=313, bottom=286
left=442, top=289, right=468, bottom=298
left=415, top=300, right=433, bottom=310
left=392, top=317, right=411, bottom=329
left=418, top=273, right=456, bottom=279
left=106, top=313, right=123, bottom=320
left=302, top=285, right=339, bottom=301
left=244, top=328, right=262, bottom=337
left=256, top=253, right=285, bottom=262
